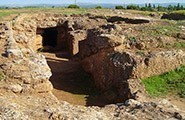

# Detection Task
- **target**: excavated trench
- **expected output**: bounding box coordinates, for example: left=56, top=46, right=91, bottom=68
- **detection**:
left=35, top=26, right=105, bottom=106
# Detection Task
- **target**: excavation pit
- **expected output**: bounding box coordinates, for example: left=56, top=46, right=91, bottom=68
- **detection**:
left=35, top=26, right=106, bottom=106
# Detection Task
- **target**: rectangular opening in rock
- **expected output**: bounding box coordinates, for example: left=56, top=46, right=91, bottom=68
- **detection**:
left=36, top=26, right=70, bottom=54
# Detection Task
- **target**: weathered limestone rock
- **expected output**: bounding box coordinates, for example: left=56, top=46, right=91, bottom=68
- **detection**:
left=7, top=84, right=23, bottom=93
left=134, top=50, right=185, bottom=78
left=1, top=22, right=52, bottom=93
left=4, top=22, right=23, bottom=58
left=68, top=30, right=87, bottom=55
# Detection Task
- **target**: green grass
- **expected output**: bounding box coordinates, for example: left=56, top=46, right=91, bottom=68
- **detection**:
left=142, top=65, right=185, bottom=98
left=172, top=10, right=185, bottom=15
left=0, top=70, right=5, bottom=81
left=136, top=50, right=145, bottom=56
left=150, top=23, right=180, bottom=37
left=173, top=42, right=185, bottom=49
left=0, top=10, right=19, bottom=18
left=128, top=36, right=137, bottom=42
left=0, top=8, right=88, bottom=21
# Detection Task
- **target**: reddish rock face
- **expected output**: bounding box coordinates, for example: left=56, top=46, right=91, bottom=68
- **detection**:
left=81, top=51, right=137, bottom=102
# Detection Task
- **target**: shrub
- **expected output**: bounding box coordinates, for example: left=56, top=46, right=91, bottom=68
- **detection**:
left=128, top=36, right=137, bottom=42
left=67, top=4, right=80, bottom=9
left=115, top=5, right=124, bottom=9
left=95, top=6, right=102, bottom=9
left=127, top=5, right=140, bottom=10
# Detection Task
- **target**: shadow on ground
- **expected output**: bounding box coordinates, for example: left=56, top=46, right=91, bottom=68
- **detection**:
left=45, top=51, right=110, bottom=106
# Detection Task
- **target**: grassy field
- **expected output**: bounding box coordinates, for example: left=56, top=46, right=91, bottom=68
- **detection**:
left=172, top=10, right=185, bottom=15
left=0, top=8, right=88, bottom=21
left=142, top=66, right=185, bottom=98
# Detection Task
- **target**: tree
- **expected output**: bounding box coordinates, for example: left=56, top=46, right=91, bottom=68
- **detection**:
left=157, top=5, right=166, bottom=11
left=168, top=5, right=174, bottom=11
left=177, top=3, right=180, bottom=10
left=115, top=5, right=124, bottom=9
left=127, top=5, right=140, bottom=10
left=68, top=4, right=80, bottom=9
left=95, top=6, right=102, bottom=9
left=180, top=5, right=184, bottom=10
left=148, top=3, right=152, bottom=8
left=153, top=4, right=156, bottom=9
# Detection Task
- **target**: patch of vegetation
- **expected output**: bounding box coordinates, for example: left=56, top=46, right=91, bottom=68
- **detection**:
left=136, top=50, right=145, bottom=56
left=154, top=25, right=180, bottom=36
left=115, top=6, right=125, bottom=9
left=95, top=6, right=102, bottom=9
left=0, top=10, right=19, bottom=18
left=67, top=4, right=80, bottom=9
left=118, top=3, right=185, bottom=12
left=127, top=5, right=140, bottom=10
left=142, top=65, right=185, bottom=98
left=0, top=71, right=5, bottom=81
left=172, top=10, right=185, bottom=15
left=140, top=21, right=181, bottom=38
left=128, top=36, right=137, bottom=42
left=173, top=42, right=185, bottom=49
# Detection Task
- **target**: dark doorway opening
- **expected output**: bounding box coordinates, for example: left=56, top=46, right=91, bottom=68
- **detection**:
left=36, top=26, right=71, bottom=56
left=42, top=28, right=58, bottom=47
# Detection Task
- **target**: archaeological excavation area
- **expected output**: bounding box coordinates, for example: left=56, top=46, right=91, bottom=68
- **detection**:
left=0, top=12, right=185, bottom=119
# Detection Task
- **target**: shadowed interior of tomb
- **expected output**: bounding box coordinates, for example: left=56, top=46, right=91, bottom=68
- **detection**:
left=42, top=27, right=58, bottom=47
left=36, top=25, right=71, bottom=57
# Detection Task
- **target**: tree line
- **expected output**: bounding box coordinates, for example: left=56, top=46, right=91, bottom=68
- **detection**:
left=115, top=3, right=185, bottom=11
left=0, top=3, right=184, bottom=12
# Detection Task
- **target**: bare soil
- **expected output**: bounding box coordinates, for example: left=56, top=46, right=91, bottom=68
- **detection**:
left=42, top=52, right=87, bottom=105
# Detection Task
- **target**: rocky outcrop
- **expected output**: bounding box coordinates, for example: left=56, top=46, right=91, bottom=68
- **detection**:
left=79, top=25, right=139, bottom=102
left=0, top=22, right=52, bottom=93
left=107, top=16, right=150, bottom=24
